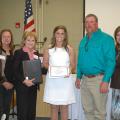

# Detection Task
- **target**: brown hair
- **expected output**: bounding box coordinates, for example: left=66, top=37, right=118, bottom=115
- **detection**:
left=85, top=14, right=98, bottom=22
left=0, top=29, right=14, bottom=51
left=114, top=26, right=120, bottom=49
left=21, top=31, right=37, bottom=47
left=50, top=25, right=68, bottom=49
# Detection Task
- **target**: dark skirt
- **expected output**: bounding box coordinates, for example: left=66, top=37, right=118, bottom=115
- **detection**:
left=111, top=89, right=120, bottom=120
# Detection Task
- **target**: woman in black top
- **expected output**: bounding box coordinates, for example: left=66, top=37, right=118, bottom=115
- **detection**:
left=13, top=31, right=41, bottom=120
left=0, top=29, right=14, bottom=120
left=110, top=26, right=120, bottom=120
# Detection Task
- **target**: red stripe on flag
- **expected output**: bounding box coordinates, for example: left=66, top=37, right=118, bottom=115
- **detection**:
left=32, top=29, right=36, bottom=32
left=24, top=19, right=35, bottom=30
left=24, top=0, right=36, bottom=32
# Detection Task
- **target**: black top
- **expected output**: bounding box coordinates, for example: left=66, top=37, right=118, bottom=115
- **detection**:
left=110, top=48, right=120, bottom=89
left=13, top=48, right=40, bottom=88
left=0, top=48, right=14, bottom=84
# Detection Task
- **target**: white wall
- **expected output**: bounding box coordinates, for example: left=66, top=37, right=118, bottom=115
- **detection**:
left=85, top=0, right=120, bottom=36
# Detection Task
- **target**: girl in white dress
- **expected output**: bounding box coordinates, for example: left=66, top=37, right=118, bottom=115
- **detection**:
left=43, top=25, right=76, bottom=120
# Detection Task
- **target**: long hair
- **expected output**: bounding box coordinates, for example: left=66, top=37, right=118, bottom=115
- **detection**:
left=0, top=29, right=14, bottom=51
left=114, top=26, right=120, bottom=50
left=50, top=25, right=68, bottom=49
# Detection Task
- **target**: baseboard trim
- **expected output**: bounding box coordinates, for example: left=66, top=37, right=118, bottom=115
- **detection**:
left=36, top=117, right=50, bottom=120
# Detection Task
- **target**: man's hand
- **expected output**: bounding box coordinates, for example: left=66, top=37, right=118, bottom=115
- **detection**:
left=100, top=82, right=109, bottom=93
left=75, top=79, right=81, bottom=89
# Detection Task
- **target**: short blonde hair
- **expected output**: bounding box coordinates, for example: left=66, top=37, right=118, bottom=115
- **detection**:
left=21, top=31, right=37, bottom=47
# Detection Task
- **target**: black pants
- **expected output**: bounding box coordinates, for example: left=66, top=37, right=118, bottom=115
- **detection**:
left=0, top=86, right=13, bottom=120
left=16, top=84, right=37, bottom=120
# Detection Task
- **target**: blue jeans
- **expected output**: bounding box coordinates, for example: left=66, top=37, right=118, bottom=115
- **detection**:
left=0, top=86, right=13, bottom=120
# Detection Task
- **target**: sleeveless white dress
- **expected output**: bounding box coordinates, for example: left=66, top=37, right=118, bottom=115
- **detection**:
left=43, top=47, right=76, bottom=105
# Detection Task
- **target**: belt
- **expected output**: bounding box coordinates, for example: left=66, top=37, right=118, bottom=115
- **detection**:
left=85, top=73, right=103, bottom=78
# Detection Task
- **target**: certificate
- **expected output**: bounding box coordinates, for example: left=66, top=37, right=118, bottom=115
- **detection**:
left=49, top=66, right=70, bottom=78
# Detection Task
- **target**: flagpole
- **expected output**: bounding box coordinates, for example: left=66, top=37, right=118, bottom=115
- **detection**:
left=38, top=0, right=43, bottom=53
left=38, top=0, right=41, bottom=52
left=41, top=0, right=44, bottom=53
left=35, top=0, right=38, bottom=33
left=35, top=0, right=41, bottom=52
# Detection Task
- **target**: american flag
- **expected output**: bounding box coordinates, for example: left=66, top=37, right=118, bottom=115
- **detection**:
left=24, top=0, right=35, bottom=32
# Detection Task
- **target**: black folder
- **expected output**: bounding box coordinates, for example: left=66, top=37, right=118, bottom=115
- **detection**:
left=23, top=59, right=42, bottom=84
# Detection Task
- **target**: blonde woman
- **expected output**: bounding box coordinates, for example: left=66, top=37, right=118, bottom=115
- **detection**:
left=13, top=31, right=41, bottom=120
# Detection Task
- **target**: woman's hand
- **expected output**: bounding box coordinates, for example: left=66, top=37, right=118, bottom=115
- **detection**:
left=23, top=78, right=35, bottom=87
left=2, top=81, right=13, bottom=90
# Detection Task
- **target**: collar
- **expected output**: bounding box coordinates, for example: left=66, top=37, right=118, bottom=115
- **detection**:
left=86, top=28, right=102, bottom=40
left=23, top=47, right=36, bottom=60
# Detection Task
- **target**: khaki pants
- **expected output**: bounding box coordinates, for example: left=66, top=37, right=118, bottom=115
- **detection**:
left=81, top=75, right=108, bottom=120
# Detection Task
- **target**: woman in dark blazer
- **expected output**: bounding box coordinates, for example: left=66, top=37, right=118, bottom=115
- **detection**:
left=110, top=26, right=120, bottom=120
left=13, top=31, right=41, bottom=120
left=0, top=29, right=14, bottom=120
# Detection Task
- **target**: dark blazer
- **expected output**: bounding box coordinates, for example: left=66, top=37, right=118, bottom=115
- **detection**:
left=13, top=48, right=41, bottom=120
left=13, top=48, right=40, bottom=88
left=110, top=48, right=120, bottom=89
left=0, top=48, right=14, bottom=84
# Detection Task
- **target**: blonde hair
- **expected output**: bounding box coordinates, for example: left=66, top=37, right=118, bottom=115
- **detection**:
left=21, top=31, right=37, bottom=47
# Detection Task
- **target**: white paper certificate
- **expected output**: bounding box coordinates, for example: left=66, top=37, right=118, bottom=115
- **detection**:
left=49, top=66, right=69, bottom=78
